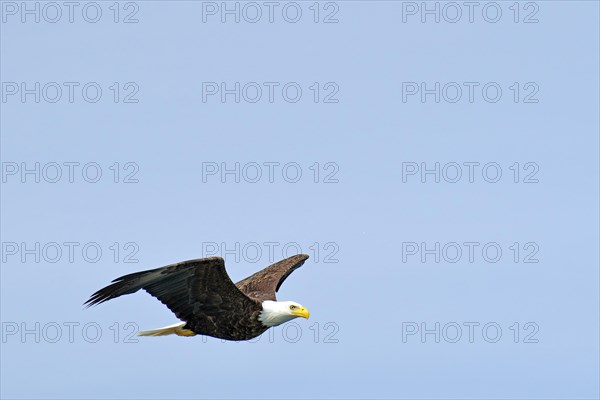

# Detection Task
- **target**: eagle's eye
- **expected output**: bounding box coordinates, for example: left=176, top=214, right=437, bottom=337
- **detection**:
left=289, top=305, right=297, bottom=310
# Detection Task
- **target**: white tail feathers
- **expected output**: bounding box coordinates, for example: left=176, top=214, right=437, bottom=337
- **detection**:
left=137, top=322, right=196, bottom=337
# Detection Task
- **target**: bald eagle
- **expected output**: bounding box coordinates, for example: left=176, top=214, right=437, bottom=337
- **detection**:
left=84, top=254, right=310, bottom=341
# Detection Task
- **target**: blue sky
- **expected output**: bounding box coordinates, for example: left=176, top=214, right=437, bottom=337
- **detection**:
left=1, top=1, right=599, bottom=399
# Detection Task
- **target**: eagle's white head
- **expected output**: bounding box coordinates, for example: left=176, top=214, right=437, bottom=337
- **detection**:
left=258, top=300, right=310, bottom=327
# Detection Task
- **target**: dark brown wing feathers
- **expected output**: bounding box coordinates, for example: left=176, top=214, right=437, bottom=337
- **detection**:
left=235, top=253, right=309, bottom=301
left=84, top=257, right=228, bottom=308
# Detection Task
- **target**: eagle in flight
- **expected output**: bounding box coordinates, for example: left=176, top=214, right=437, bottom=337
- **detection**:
left=84, top=254, right=310, bottom=341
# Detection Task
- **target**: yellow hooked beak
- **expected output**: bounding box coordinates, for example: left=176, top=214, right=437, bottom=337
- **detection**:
left=292, top=307, right=310, bottom=319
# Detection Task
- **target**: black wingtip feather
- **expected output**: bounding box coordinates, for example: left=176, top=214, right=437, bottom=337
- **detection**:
left=83, top=281, right=122, bottom=308
left=83, top=274, right=142, bottom=308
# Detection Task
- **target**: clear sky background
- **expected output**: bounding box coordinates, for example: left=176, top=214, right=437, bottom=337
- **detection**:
left=1, top=1, right=599, bottom=399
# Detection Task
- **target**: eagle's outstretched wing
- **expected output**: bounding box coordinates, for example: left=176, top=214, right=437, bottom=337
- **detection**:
left=235, top=254, right=309, bottom=302
left=84, top=257, right=263, bottom=339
